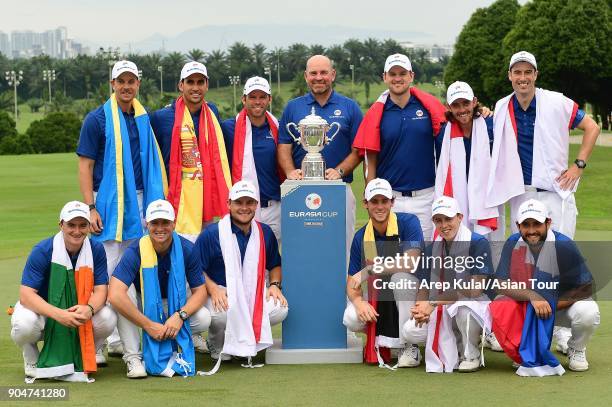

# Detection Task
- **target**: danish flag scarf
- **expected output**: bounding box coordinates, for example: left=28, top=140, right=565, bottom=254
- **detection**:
left=486, top=88, right=579, bottom=207
left=435, top=118, right=498, bottom=235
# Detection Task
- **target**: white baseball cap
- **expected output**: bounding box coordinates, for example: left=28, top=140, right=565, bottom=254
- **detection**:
left=364, top=178, right=393, bottom=201
left=229, top=180, right=258, bottom=201
left=446, top=81, right=475, bottom=105
left=180, top=61, right=208, bottom=80
left=112, top=60, right=139, bottom=80
left=60, top=201, right=90, bottom=223
left=243, top=76, right=271, bottom=95
left=145, top=199, right=175, bottom=222
left=384, top=53, right=412, bottom=73
left=431, top=196, right=461, bottom=218
left=509, top=51, right=537, bottom=70
left=516, top=199, right=548, bottom=224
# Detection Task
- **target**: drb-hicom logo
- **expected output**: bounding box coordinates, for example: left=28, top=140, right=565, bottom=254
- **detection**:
left=305, top=193, right=322, bottom=210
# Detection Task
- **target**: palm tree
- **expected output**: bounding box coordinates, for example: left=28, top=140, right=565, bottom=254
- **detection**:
left=204, top=49, right=227, bottom=88
left=162, top=52, right=186, bottom=89
left=227, top=42, right=252, bottom=78
left=251, top=43, right=267, bottom=75
left=185, top=49, right=206, bottom=63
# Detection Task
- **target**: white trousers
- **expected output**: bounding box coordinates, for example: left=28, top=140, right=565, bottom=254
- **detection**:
left=10, top=301, right=117, bottom=365
left=343, top=272, right=427, bottom=346
left=554, top=299, right=600, bottom=351
left=452, top=307, right=484, bottom=360
left=116, top=286, right=212, bottom=362
left=509, top=188, right=577, bottom=238
left=391, top=188, right=435, bottom=241
left=205, top=290, right=288, bottom=353
left=259, top=200, right=282, bottom=245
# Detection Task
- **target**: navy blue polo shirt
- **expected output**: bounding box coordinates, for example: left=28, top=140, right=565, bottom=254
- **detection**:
left=149, top=100, right=221, bottom=178
left=278, top=91, right=363, bottom=183
left=112, top=235, right=203, bottom=299
left=435, top=116, right=494, bottom=176
left=512, top=96, right=585, bottom=186
left=495, top=231, right=592, bottom=296
left=221, top=118, right=281, bottom=204
left=77, top=105, right=144, bottom=191
left=21, top=237, right=108, bottom=302
left=193, top=221, right=281, bottom=287
left=377, top=96, right=437, bottom=192
left=348, top=212, right=424, bottom=277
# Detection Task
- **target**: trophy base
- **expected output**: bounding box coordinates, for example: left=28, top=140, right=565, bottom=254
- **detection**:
left=302, top=156, right=326, bottom=180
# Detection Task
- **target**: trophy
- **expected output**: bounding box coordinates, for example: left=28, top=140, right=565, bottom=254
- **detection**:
left=286, top=107, right=341, bottom=180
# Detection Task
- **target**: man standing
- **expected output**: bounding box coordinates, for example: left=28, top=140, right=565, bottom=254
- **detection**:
left=150, top=61, right=231, bottom=243
left=77, top=60, right=167, bottom=355
left=193, top=180, right=288, bottom=373
left=109, top=200, right=211, bottom=378
left=343, top=178, right=425, bottom=369
left=221, top=76, right=283, bottom=242
left=486, top=51, right=600, bottom=239
left=491, top=199, right=599, bottom=375
left=354, top=54, right=447, bottom=240
left=11, top=202, right=116, bottom=381
left=278, top=55, right=363, bottom=241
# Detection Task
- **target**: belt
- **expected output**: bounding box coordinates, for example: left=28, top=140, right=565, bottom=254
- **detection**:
left=525, top=185, right=549, bottom=193
left=392, top=187, right=434, bottom=198
left=260, top=199, right=279, bottom=208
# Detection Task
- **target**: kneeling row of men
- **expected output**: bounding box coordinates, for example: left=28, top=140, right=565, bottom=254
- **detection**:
left=11, top=178, right=599, bottom=380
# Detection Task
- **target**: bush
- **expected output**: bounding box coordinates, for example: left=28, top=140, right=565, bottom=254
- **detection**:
left=0, top=133, right=33, bottom=155
left=0, top=110, right=17, bottom=142
left=26, top=111, right=82, bottom=153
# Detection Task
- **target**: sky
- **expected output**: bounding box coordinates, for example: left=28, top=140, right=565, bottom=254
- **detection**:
left=0, top=0, right=512, bottom=45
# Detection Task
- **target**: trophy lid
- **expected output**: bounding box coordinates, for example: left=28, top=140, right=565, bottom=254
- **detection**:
left=298, top=107, right=329, bottom=127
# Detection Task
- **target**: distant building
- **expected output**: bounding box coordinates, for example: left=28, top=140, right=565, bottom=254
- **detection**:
left=0, top=31, right=9, bottom=56
left=8, top=26, right=86, bottom=59
left=399, top=41, right=454, bottom=62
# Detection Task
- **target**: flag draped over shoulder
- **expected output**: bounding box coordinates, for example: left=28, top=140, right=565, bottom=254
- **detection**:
left=35, top=232, right=96, bottom=383
left=95, top=94, right=167, bottom=243
left=139, top=232, right=195, bottom=377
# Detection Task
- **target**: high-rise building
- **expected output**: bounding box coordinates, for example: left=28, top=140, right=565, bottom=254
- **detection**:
left=8, top=27, right=85, bottom=59
left=0, top=31, right=10, bottom=56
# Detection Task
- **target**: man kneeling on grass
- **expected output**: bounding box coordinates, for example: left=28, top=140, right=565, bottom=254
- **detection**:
left=109, top=200, right=211, bottom=378
left=11, top=201, right=116, bottom=382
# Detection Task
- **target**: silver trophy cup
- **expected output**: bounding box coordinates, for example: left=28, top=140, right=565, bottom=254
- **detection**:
left=286, top=107, right=341, bottom=180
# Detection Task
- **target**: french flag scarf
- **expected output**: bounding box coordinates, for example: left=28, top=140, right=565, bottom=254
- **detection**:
left=167, top=97, right=231, bottom=235
left=200, top=215, right=271, bottom=375
left=434, top=118, right=498, bottom=235
left=231, top=109, right=285, bottom=219
left=139, top=232, right=195, bottom=377
left=486, top=88, right=579, bottom=208
left=94, top=94, right=167, bottom=243
left=489, top=229, right=565, bottom=376
left=33, top=233, right=95, bottom=383
left=353, top=88, right=446, bottom=177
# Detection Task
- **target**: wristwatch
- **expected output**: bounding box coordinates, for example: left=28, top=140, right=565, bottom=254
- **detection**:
left=574, top=159, right=587, bottom=169
left=269, top=281, right=282, bottom=291
left=178, top=309, right=189, bottom=321
left=336, top=167, right=345, bottom=177
left=88, top=203, right=96, bottom=211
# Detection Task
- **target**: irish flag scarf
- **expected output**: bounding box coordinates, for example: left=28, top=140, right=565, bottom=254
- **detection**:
left=486, top=88, right=579, bottom=208
left=232, top=109, right=285, bottom=219
left=200, top=215, right=270, bottom=375
left=34, top=232, right=95, bottom=383
left=167, top=97, right=231, bottom=236
left=363, top=211, right=401, bottom=367
left=95, top=94, right=167, bottom=243
left=139, top=232, right=195, bottom=377
left=434, top=118, right=498, bottom=235
left=489, top=229, right=564, bottom=376
left=353, top=88, right=446, bottom=177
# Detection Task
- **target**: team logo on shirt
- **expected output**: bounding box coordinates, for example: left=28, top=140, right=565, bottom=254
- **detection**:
left=334, top=109, right=342, bottom=116
left=416, top=109, right=424, bottom=117
left=305, top=193, right=322, bottom=210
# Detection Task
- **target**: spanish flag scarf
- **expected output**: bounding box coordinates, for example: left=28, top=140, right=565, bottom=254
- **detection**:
left=95, top=94, right=167, bottom=243
left=139, top=233, right=195, bottom=377
left=167, top=97, right=231, bottom=236
left=34, top=233, right=95, bottom=383
left=363, top=212, right=400, bottom=366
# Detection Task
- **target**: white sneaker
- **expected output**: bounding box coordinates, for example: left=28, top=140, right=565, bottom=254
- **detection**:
left=397, top=345, right=421, bottom=368
left=458, top=358, right=480, bottom=372
left=192, top=334, right=209, bottom=354
left=512, top=361, right=521, bottom=368
left=206, top=339, right=231, bottom=361
left=24, top=361, right=37, bottom=377
left=108, top=342, right=124, bottom=357
left=484, top=332, right=503, bottom=352
left=126, top=358, right=147, bottom=379
left=555, top=339, right=569, bottom=355
left=96, top=349, right=107, bottom=366
left=568, top=348, right=589, bottom=371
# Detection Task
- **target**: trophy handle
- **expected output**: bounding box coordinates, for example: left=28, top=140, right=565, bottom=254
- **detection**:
left=286, top=122, right=301, bottom=144
left=326, top=122, right=341, bottom=144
